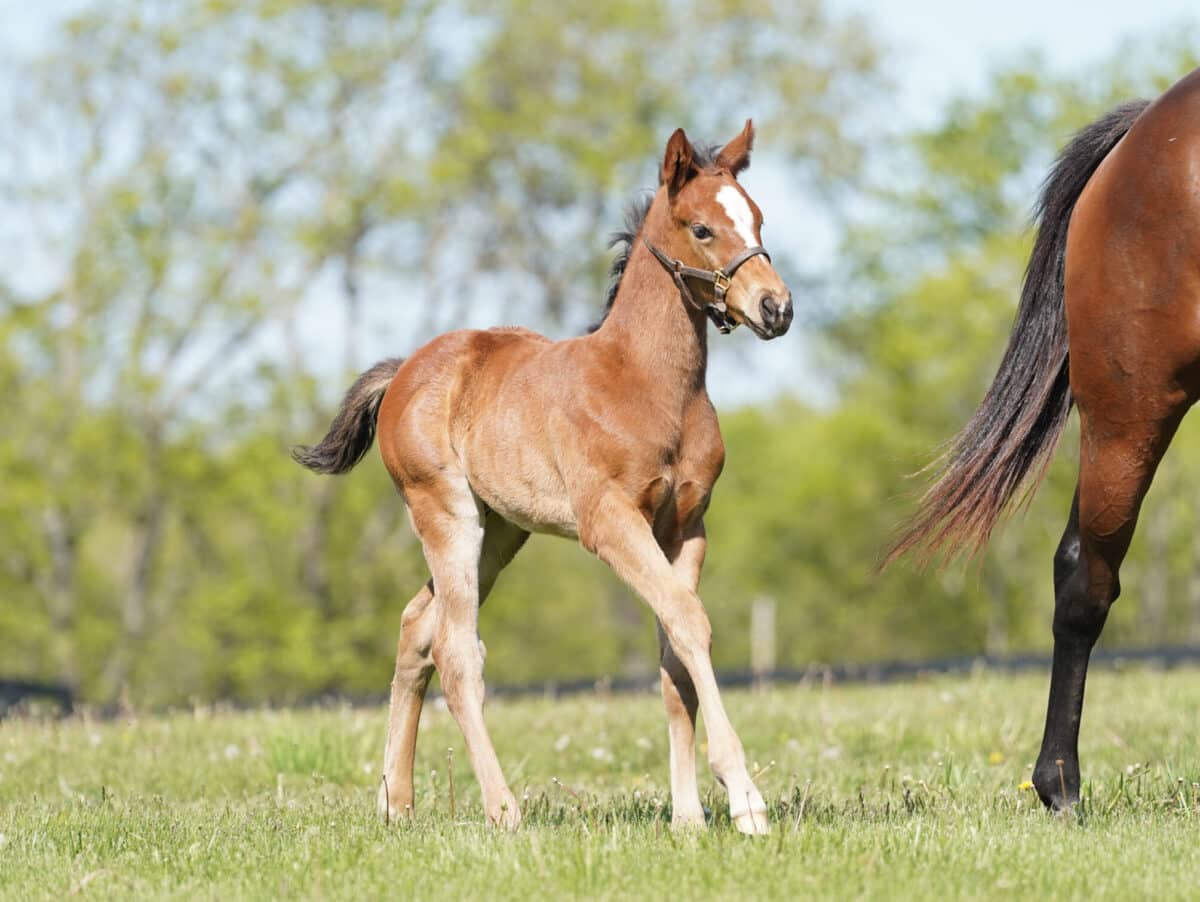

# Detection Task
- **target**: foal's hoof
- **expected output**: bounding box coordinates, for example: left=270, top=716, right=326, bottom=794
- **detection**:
left=487, top=797, right=522, bottom=832
left=376, top=783, right=412, bottom=823
left=670, top=810, right=707, bottom=831
left=732, top=809, right=770, bottom=835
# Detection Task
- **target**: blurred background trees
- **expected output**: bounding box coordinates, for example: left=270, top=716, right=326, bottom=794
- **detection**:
left=1, top=0, right=1198, bottom=705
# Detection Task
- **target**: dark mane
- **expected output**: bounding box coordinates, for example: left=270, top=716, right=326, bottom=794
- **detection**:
left=589, top=192, right=654, bottom=332
left=591, top=141, right=721, bottom=331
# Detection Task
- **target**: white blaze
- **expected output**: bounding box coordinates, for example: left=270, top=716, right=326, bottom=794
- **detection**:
left=716, top=185, right=757, bottom=248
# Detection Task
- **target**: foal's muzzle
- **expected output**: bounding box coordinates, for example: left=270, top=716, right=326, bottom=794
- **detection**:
left=752, top=291, right=793, bottom=339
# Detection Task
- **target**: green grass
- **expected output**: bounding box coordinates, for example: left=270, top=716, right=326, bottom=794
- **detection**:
left=3, top=668, right=1200, bottom=899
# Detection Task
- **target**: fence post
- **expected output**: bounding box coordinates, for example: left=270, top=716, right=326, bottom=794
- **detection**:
left=750, top=597, right=776, bottom=690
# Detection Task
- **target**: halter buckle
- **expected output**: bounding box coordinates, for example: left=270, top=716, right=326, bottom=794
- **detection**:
left=709, top=302, right=734, bottom=334
left=712, top=270, right=732, bottom=294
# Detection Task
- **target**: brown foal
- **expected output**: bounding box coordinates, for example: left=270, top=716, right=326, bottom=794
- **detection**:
left=295, top=121, right=792, bottom=833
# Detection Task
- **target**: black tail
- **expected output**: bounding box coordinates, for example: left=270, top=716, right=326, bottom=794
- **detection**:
left=292, top=358, right=404, bottom=475
left=885, top=99, right=1150, bottom=565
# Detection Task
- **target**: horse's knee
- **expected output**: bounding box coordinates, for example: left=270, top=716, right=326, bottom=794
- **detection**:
left=663, top=594, right=712, bottom=662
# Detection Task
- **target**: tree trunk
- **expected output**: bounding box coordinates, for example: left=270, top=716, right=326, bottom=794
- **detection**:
left=41, top=507, right=79, bottom=689
left=100, top=495, right=166, bottom=702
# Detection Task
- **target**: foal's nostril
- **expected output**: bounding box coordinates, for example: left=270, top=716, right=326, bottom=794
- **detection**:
left=760, top=296, right=779, bottom=325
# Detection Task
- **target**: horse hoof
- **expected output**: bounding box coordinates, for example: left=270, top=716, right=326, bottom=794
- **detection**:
left=670, top=811, right=707, bottom=831
left=1032, top=774, right=1079, bottom=814
left=376, top=784, right=412, bottom=824
left=489, top=799, right=522, bottom=832
left=732, top=809, right=770, bottom=835
left=1043, top=795, right=1079, bottom=817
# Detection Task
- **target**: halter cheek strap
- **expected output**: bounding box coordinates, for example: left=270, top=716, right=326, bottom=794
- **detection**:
left=642, top=238, right=771, bottom=334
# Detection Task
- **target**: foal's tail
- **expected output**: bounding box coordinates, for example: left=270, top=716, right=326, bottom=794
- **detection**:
left=291, top=358, right=404, bottom=475
left=884, top=99, right=1150, bottom=566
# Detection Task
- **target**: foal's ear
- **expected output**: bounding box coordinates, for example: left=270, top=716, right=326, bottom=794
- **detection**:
left=661, top=128, right=699, bottom=196
left=716, top=119, right=755, bottom=177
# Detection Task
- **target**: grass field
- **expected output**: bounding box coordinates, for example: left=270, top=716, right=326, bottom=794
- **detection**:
left=3, top=668, right=1200, bottom=900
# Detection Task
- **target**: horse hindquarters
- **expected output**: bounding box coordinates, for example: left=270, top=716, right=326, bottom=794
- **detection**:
left=1032, top=82, right=1200, bottom=805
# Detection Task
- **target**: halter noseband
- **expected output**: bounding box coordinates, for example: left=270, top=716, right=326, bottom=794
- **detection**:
left=643, top=238, right=771, bottom=334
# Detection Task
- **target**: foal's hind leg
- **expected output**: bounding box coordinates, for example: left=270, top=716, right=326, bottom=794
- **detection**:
left=582, top=493, right=768, bottom=834
left=658, top=523, right=707, bottom=828
left=411, top=484, right=523, bottom=829
left=1032, top=406, right=1185, bottom=810
left=378, top=510, right=528, bottom=822
left=378, top=581, right=436, bottom=819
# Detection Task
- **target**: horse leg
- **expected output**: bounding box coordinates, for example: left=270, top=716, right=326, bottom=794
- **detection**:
left=378, top=581, right=436, bottom=820
left=1032, top=409, right=1183, bottom=810
left=378, top=508, right=528, bottom=824
left=658, top=522, right=706, bottom=828
left=412, top=485, right=521, bottom=829
left=583, top=494, right=768, bottom=834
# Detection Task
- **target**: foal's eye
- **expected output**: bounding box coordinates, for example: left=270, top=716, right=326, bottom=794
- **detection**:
left=691, top=224, right=713, bottom=240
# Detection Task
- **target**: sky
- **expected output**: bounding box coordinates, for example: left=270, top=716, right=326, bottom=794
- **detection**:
left=833, top=0, right=1200, bottom=123
left=6, top=0, right=1196, bottom=120
left=2, top=0, right=1198, bottom=406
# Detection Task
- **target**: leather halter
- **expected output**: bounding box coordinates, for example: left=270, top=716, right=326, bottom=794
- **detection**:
left=643, top=238, right=771, bottom=334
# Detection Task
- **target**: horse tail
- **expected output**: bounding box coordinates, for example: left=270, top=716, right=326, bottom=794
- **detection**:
left=291, top=357, right=405, bottom=475
left=884, top=99, right=1150, bottom=566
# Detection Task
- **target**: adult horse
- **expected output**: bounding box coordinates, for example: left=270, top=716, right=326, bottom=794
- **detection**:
left=294, top=122, right=792, bottom=833
left=888, top=68, right=1200, bottom=811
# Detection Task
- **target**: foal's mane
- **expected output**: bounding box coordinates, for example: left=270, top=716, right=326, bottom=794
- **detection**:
left=591, top=141, right=722, bottom=331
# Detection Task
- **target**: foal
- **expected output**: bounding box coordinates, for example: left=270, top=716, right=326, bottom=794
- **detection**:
left=295, top=122, right=792, bottom=833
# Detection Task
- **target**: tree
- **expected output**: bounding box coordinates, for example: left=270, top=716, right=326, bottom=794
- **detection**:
left=0, top=0, right=887, bottom=703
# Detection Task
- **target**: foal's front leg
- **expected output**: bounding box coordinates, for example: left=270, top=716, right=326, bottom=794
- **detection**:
left=584, top=494, right=768, bottom=834
left=658, top=523, right=707, bottom=828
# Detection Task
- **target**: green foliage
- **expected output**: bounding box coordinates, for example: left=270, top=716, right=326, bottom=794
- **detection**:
left=3, top=2, right=1200, bottom=705
left=0, top=0, right=889, bottom=704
